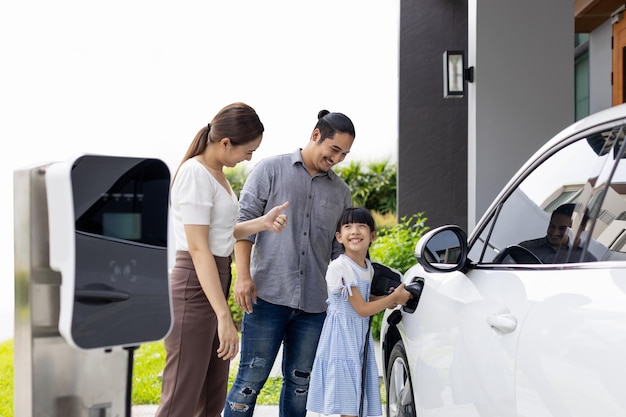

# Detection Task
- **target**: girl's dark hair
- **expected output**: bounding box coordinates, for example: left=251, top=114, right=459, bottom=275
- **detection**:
left=336, top=207, right=376, bottom=233
left=173, top=102, right=263, bottom=183
left=315, top=109, right=355, bottom=143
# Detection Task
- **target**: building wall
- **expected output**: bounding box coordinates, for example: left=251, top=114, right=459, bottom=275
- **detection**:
left=398, top=0, right=469, bottom=231
left=468, top=0, right=574, bottom=229
left=590, top=20, right=613, bottom=113
left=399, top=0, right=580, bottom=232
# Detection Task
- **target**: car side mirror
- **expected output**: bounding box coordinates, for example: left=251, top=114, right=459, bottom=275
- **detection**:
left=415, top=225, right=468, bottom=273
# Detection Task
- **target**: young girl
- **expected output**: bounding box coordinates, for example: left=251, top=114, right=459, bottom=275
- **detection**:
left=306, top=207, right=412, bottom=417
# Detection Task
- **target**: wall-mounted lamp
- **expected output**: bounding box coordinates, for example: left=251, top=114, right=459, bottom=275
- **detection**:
left=443, top=50, right=474, bottom=98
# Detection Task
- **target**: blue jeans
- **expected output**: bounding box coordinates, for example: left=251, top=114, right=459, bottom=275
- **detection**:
left=224, top=298, right=326, bottom=417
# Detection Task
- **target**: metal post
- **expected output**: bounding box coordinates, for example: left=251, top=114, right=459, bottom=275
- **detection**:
left=14, top=164, right=129, bottom=417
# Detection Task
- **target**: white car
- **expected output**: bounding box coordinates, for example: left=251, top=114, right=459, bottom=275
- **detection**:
left=380, top=103, right=626, bottom=417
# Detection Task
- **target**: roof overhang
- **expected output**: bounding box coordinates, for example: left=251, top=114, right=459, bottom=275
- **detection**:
left=575, top=0, right=625, bottom=32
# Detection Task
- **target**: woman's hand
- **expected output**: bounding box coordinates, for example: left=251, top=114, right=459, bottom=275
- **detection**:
left=216, top=316, right=240, bottom=361
left=264, top=201, right=289, bottom=233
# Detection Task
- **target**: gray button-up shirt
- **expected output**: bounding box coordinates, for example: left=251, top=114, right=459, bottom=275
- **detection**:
left=519, top=237, right=597, bottom=263
left=237, top=149, right=352, bottom=313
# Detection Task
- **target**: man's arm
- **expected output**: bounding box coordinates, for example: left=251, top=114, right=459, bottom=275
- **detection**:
left=233, top=239, right=256, bottom=313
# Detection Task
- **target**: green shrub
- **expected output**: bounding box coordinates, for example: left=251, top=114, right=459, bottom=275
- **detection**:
left=334, top=160, right=397, bottom=214
left=224, top=164, right=250, bottom=199
left=228, top=159, right=398, bottom=215
left=372, top=210, right=397, bottom=230
left=370, top=213, right=428, bottom=273
left=228, top=263, right=244, bottom=331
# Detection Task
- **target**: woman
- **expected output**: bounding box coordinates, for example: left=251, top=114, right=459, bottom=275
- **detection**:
left=155, top=102, right=288, bottom=417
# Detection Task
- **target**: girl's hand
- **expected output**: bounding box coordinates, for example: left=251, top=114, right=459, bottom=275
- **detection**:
left=387, top=283, right=412, bottom=308
left=264, top=201, right=289, bottom=233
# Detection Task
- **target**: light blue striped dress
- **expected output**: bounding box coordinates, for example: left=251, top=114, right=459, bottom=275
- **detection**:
left=306, top=254, right=382, bottom=417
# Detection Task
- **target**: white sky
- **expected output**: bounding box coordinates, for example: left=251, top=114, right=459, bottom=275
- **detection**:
left=0, top=0, right=399, bottom=340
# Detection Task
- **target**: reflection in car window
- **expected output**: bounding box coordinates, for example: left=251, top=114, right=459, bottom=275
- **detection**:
left=517, top=203, right=598, bottom=263
left=470, top=124, right=626, bottom=264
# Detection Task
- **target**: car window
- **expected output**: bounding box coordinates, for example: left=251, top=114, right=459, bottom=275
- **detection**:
left=469, top=124, right=626, bottom=264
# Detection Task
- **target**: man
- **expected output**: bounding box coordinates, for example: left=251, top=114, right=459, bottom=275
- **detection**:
left=224, top=110, right=355, bottom=417
left=519, top=203, right=597, bottom=263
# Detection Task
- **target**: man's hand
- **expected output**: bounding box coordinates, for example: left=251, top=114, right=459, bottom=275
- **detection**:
left=234, top=272, right=257, bottom=314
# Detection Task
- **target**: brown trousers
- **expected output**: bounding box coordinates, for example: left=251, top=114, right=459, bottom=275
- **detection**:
left=155, top=251, right=232, bottom=417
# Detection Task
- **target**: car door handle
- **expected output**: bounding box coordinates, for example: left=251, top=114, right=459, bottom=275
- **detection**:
left=486, top=313, right=517, bottom=334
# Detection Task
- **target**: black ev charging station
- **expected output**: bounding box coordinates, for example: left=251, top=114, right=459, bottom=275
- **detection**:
left=14, top=154, right=172, bottom=417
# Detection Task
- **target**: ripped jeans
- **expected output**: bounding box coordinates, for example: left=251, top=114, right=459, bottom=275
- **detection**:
left=224, top=298, right=326, bottom=417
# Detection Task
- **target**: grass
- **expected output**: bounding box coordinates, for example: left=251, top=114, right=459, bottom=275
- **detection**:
left=0, top=338, right=282, bottom=417
left=0, top=340, right=13, bottom=417
left=131, top=340, right=283, bottom=405
left=131, top=341, right=167, bottom=404
left=1, top=338, right=385, bottom=416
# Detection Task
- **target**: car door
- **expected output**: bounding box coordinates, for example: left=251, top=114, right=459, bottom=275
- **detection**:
left=465, top=121, right=626, bottom=416
left=401, top=265, right=529, bottom=416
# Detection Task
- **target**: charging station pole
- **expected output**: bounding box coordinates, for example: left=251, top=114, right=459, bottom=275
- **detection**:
left=14, top=163, right=130, bottom=417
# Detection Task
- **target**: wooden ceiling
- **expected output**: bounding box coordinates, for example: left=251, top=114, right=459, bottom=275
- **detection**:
left=575, top=0, right=625, bottom=32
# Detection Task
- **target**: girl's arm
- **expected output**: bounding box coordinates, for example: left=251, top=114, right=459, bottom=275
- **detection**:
left=233, top=201, right=289, bottom=239
left=347, top=283, right=412, bottom=318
